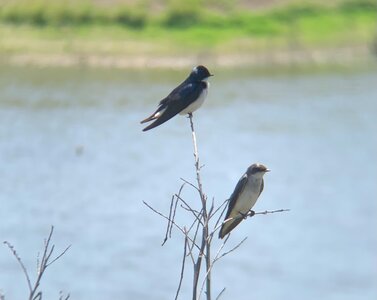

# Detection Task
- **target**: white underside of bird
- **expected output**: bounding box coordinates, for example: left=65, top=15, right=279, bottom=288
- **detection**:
left=179, top=82, right=209, bottom=115
left=230, top=177, right=262, bottom=219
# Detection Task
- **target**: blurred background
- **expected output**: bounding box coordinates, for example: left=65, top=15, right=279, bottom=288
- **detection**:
left=0, top=0, right=376, bottom=299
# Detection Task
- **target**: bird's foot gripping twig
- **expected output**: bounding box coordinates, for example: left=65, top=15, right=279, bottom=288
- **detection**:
left=247, top=210, right=256, bottom=218
left=238, top=210, right=255, bottom=220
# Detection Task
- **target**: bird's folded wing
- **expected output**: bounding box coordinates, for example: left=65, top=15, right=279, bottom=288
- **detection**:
left=142, top=83, right=204, bottom=131
left=219, top=174, right=248, bottom=238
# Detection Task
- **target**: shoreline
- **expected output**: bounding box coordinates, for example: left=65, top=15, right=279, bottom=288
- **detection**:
left=0, top=45, right=374, bottom=70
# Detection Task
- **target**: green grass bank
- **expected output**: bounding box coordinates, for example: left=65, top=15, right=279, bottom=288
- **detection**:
left=0, top=0, right=376, bottom=68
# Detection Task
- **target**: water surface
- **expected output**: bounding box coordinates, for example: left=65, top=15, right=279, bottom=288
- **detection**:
left=0, top=65, right=376, bottom=300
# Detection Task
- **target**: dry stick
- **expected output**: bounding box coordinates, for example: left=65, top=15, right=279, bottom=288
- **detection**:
left=143, top=201, right=201, bottom=252
left=175, top=193, right=204, bottom=226
left=212, top=208, right=291, bottom=238
left=4, top=226, right=71, bottom=300
left=208, top=200, right=229, bottom=244
left=202, top=208, right=290, bottom=297
left=162, top=195, right=176, bottom=246
left=59, top=291, right=70, bottom=300
left=175, top=230, right=189, bottom=300
left=171, top=183, right=186, bottom=235
left=180, top=177, right=206, bottom=251
left=216, top=288, right=226, bottom=300
left=210, top=199, right=229, bottom=222
left=188, top=113, right=211, bottom=300
left=213, top=237, right=248, bottom=264
left=199, top=233, right=243, bottom=299
left=187, top=211, right=203, bottom=263
left=180, top=177, right=200, bottom=193
left=163, top=182, right=187, bottom=246
left=253, top=209, right=290, bottom=215
left=3, top=241, right=33, bottom=293
left=32, top=227, right=71, bottom=300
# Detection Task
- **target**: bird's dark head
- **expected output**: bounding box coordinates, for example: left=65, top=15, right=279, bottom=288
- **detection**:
left=189, top=65, right=213, bottom=82
left=247, top=163, right=270, bottom=177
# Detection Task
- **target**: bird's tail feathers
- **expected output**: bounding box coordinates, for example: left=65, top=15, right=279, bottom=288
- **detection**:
left=218, top=216, right=243, bottom=239
left=142, top=116, right=168, bottom=131
left=142, top=107, right=177, bottom=131
left=140, top=113, right=158, bottom=124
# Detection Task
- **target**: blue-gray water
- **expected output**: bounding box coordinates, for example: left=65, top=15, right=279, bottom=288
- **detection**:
left=0, top=65, right=376, bottom=300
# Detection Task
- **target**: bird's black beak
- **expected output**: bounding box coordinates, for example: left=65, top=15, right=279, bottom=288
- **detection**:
left=210, top=74, right=214, bottom=77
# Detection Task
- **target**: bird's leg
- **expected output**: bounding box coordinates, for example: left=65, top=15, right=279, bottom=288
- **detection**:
left=187, top=112, right=193, bottom=118
left=238, top=211, right=249, bottom=219
left=238, top=210, right=255, bottom=219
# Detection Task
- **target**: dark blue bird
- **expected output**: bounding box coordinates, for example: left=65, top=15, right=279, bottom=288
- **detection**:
left=141, top=65, right=213, bottom=131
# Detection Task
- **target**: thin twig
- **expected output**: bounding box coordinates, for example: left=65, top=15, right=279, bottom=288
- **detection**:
left=175, top=193, right=204, bottom=226
left=143, top=201, right=201, bottom=251
left=211, top=199, right=229, bottom=221
left=199, top=235, right=231, bottom=299
left=188, top=113, right=211, bottom=300
left=216, top=287, right=226, bottom=300
left=186, top=214, right=202, bottom=264
left=213, top=237, right=248, bottom=264
left=205, top=218, right=211, bottom=300
left=162, top=195, right=176, bottom=246
left=208, top=197, right=215, bottom=220
left=175, top=230, right=189, bottom=300
left=199, top=235, right=246, bottom=297
left=46, top=245, right=71, bottom=267
left=171, top=196, right=180, bottom=238
left=253, top=208, right=290, bottom=216
left=3, top=241, right=33, bottom=293
left=180, top=178, right=200, bottom=193
left=171, top=183, right=186, bottom=236
left=4, top=226, right=70, bottom=300
left=208, top=199, right=229, bottom=243
left=59, top=291, right=71, bottom=300
left=163, top=183, right=188, bottom=246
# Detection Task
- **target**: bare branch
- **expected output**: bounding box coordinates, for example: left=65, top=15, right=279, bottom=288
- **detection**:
left=216, top=287, right=226, bottom=300
left=208, top=199, right=229, bottom=243
left=207, top=197, right=215, bottom=219
left=211, top=199, right=229, bottom=222
left=162, top=195, right=176, bottom=246
left=3, top=241, right=33, bottom=293
left=188, top=113, right=211, bottom=300
left=143, top=201, right=201, bottom=252
left=186, top=216, right=201, bottom=264
left=175, top=193, right=204, bottom=226
left=59, top=291, right=70, bottom=300
left=175, top=230, right=188, bottom=300
left=145, top=112, right=289, bottom=300
left=46, top=245, right=72, bottom=267
left=180, top=177, right=200, bottom=193
left=199, top=235, right=232, bottom=299
left=253, top=208, right=290, bottom=216
left=213, top=237, right=248, bottom=264
left=171, top=183, right=186, bottom=236
left=4, top=226, right=70, bottom=300
left=32, top=291, right=42, bottom=300
left=162, top=183, right=189, bottom=246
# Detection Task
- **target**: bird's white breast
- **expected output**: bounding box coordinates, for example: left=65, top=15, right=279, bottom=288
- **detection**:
left=179, top=82, right=209, bottom=115
left=230, top=177, right=262, bottom=218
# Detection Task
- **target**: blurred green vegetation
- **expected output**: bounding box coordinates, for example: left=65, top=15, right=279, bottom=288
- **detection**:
left=0, top=0, right=375, bottom=30
left=0, top=0, right=375, bottom=59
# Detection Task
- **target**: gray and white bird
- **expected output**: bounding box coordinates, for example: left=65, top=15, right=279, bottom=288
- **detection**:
left=140, top=65, right=213, bottom=132
left=219, top=163, right=270, bottom=239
